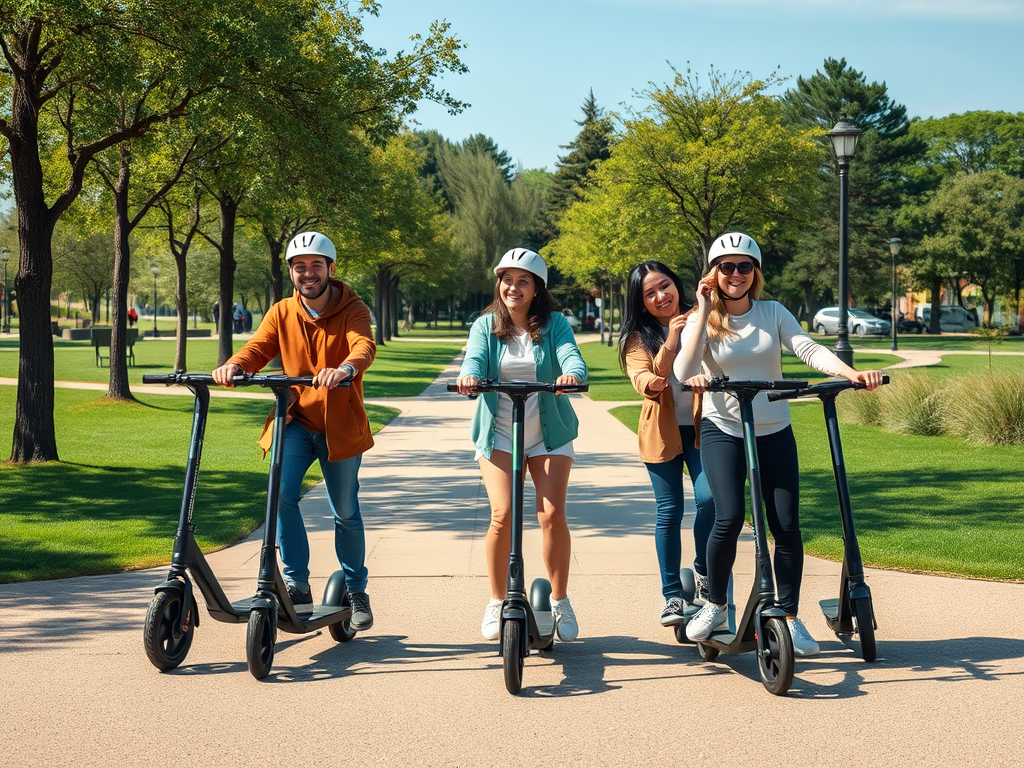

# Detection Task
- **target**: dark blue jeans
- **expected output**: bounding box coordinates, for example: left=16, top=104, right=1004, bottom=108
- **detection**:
left=700, top=420, right=802, bottom=614
left=644, top=425, right=716, bottom=600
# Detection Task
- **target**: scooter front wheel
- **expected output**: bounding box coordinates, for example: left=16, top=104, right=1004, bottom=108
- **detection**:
left=758, top=617, right=794, bottom=696
left=853, top=598, right=877, bottom=662
left=329, top=616, right=356, bottom=643
left=502, top=620, right=525, bottom=695
left=246, top=608, right=276, bottom=680
left=143, top=591, right=194, bottom=671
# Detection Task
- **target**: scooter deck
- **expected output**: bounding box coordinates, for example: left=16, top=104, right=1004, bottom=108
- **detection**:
left=819, top=597, right=857, bottom=635
left=532, top=611, right=555, bottom=641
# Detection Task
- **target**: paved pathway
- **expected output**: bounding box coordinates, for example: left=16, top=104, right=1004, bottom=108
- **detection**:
left=1, top=353, right=1023, bottom=767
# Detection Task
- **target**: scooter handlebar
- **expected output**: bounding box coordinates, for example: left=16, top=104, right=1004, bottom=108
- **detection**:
left=141, top=372, right=350, bottom=388
left=766, top=374, right=890, bottom=402
left=678, top=377, right=808, bottom=394
left=446, top=379, right=589, bottom=395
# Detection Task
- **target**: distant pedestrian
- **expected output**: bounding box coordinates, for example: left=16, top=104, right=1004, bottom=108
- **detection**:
left=244, top=308, right=253, bottom=333
left=232, top=302, right=244, bottom=334
left=128, top=307, right=138, bottom=327
left=212, top=302, right=220, bottom=328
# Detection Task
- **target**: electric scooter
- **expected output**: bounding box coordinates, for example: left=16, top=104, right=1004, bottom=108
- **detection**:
left=767, top=374, right=889, bottom=662
left=679, top=377, right=808, bottom=696
left=447, top=378, right=589, bottom=695
left=141, top=372, right=356, bottom=680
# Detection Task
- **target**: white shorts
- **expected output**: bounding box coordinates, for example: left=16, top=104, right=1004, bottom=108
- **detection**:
left=476, top=434, right=575, bottom=462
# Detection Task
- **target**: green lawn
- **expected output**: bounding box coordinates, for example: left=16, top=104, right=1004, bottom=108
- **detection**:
left=607, top=399, right=1023, bottom=581
left=0, top=338, right=465, bottom=398
left=0, top=386, right=400, bottom=582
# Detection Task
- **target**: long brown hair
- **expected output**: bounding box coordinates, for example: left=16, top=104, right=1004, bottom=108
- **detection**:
left=485, top=270, right=561, bottom=342
left=706, top=262, right=764, bottom=342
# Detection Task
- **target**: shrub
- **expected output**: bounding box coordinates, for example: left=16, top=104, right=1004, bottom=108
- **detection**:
left=838, top=384, right=884, bottom=426
left=944, top=372, right=1024, bottom=446
left=878, top=373, right=947, bottom=436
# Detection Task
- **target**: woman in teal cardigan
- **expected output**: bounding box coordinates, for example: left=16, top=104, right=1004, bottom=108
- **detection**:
left=457, top=248, right=587, bottom=642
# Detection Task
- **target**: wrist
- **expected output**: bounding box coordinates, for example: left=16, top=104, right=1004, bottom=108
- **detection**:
left=338, top=363, right=357, bottom=379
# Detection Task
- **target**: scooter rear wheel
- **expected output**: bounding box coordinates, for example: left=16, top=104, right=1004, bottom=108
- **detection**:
left=696, top=641, right=719, bottom=661
left=246, top=608, right=276, bottom=680
left=853, top=598, right=877, bottom=662
left=758, top=617, right=794, bottom=696
left=143, top=591, right=194, bottom=671
left=329, top=617, right=356, bottom=643
left=502, top=620, right=525, bottom=695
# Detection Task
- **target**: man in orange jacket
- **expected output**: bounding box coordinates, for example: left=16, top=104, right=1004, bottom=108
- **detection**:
left=213, top=231, right=377, bottom=630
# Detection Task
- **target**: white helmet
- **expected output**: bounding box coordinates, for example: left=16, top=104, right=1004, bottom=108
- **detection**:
left=493, top=247, right=548, bottom=284
left=286, top=231, right=336, bottom=263
left=708, top=232, right=761, bottom=266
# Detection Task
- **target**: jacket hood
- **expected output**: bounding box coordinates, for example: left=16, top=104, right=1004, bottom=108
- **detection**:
left=292, top=279, right=359, bottom=322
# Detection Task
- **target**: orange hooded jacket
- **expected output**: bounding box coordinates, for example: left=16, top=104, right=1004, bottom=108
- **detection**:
left=227, top=280, right=376, bottom=461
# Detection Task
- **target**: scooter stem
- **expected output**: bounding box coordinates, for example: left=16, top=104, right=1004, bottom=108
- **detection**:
left=508, top=393, right=527, bottom=596
left=257, top=385, right=292, bottom=594
left=822, top=394, right=867, bottom=582
left=738, top=395, right=777, bottom=598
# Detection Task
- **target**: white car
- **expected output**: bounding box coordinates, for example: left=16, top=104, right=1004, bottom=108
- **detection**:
left=812, top=307, right=892, bottom=336
left=561, top=308, right=581, bottom=329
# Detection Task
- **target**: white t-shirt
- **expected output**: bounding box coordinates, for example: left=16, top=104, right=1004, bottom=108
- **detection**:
left=493, top=330, right=543, bottom=448
left=674, top=301, right=845, bottom=437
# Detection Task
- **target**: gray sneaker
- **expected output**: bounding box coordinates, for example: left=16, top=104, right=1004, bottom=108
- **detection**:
left=660, top=597, right=686, bottom=626
left=286, top=583, right=313, bottom=613
left=349, top=590, right=373, bottom=631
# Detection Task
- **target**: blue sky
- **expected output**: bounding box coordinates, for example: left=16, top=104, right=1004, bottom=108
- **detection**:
left=362, top=0, right=1024, bottom=171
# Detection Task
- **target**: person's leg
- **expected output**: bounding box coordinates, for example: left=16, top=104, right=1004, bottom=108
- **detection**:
left=527, top=454, right=574, bottom=600
left=644, top=455, right=686, bottom=599
left=755, top=427, right=802, bottom=615
left=698, top=422, right=747, bottom=606
left=277, top=424, right=319, bottom=588
left=478, top=450, right=514, bottom=600
left=318, top=445, right=366, bottom=592
left=679, top=425, right=715, bottom=579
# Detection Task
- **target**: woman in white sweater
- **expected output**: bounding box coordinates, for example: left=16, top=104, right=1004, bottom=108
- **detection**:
left=673, top=232, right=882, bottom=655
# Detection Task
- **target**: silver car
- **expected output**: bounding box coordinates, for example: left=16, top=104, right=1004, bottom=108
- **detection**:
left=812, top=307, right=892, bottom=336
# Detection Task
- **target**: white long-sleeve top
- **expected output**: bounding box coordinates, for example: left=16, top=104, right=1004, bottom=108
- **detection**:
left=673, top=300, right=846, bottom=437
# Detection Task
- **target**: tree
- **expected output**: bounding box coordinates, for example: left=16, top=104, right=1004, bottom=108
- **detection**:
left=0, top=1, right=224, bottom=460
left=781, top=58, right=926, bottom=313
left=540, top=89, right=614, bottom=244
left=921, top=171, right=1024, bottom=325
left=910, top=111, right=1024, bottom=182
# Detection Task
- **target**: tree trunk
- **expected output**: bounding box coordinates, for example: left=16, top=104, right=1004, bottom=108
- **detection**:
left=269, top=241, right=284, bottom=306
left=217, top=194, right=239, bottom=365
left=929, top=278, right=943, bottom=334
left=174, top=248, right=189, bottom=371
left=8, top=47, right=58, bottom=461
left=803, top=285, right=817, bottom=331
left=373, top=268, right=387, bottom=346
left=107, top=145, right=135, bottom=401
left=389, top=275, right=400, bottom=338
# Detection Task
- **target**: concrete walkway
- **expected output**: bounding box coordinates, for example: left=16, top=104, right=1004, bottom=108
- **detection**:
left=1, top=356, right=1023, bottom=767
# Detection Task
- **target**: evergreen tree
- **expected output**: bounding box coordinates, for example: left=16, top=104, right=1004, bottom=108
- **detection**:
left=460, top=133, right=514, bottom=184
left=779, top=58, right=926, bottom=315
left=540, top=89, right=614, bottom=244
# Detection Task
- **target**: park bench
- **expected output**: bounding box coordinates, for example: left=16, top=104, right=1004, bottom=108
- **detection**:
left=91, top=327, right=137, bottom=367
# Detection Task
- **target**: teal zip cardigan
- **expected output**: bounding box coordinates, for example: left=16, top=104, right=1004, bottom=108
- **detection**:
left=459, top=312, right=588, bottom=459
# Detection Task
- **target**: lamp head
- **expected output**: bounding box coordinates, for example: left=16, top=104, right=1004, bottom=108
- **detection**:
left=150, top=263, right=159, bottom=276
left=827, top=120, right=863, bottom=164
left=887, top=238, right=902, bottom=257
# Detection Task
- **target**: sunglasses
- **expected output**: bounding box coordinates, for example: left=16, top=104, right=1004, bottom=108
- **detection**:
left=717, top=261, right=756, bottom=276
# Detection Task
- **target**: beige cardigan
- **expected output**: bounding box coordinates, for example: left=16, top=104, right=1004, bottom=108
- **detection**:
left=624, top=334, right=690, bottom=463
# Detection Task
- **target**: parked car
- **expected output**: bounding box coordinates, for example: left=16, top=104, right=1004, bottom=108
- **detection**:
left=561, top=308, right=581, bottom=329
left=915, top=304, right=978, bottom=333
left=868, top=308, right=925, bottom=334
left=812, top=307, right=892, bottom=336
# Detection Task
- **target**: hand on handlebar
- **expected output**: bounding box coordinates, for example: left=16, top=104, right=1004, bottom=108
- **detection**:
left=683, top=373, right=708, bottom=395
left=456, top=375, right=480, bottom=396
left=849, top=369, right=884, bottom=391
left=314, top=365, right=353, bottom=390
left=554, top=374, right=580, bottom=395
left=212, top=363, right=243, bottom=387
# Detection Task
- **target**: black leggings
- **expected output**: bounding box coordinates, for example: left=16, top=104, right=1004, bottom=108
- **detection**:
left=700, top=420, right=803, bottom=614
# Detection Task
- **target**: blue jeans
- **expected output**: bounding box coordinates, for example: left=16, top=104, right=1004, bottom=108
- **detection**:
left=644, top=425, right=716, bottom=599
left=277, top=423, right=367, bottom=592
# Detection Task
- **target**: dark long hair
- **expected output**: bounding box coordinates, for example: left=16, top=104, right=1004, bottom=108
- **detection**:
left=617, top=261, right=691, bottom=371
left=485, top=270, right=561, bottom=343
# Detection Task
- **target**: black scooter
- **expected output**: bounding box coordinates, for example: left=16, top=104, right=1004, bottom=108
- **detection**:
left=767, top=375, right=889, bottom=662
left=141, top=372, right=356, bottom=680
left=679, top=377, right=808, bottom=695
left=448, top=379, right=589, bottom=695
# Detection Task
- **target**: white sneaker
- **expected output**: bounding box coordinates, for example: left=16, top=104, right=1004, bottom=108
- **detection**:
left=550, top=596, right=579, bottom=641
left=787, top=617, right=820, bottom=657
left=686, top=602, right=728, bottom=641
left=481, top=599, right=502, bottom=640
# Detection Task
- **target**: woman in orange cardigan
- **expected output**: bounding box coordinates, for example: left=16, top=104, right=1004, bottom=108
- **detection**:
left=619, top=261, right=715, bottom=627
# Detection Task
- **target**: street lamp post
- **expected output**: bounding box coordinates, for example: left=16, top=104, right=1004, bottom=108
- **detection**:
left=150, top=263, right=160, bottom=338
left=888, top=238, right=902, bottom=352
left=827, top=120, right=863, bottom=367
left=1, top=248, right=10, bottom=334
